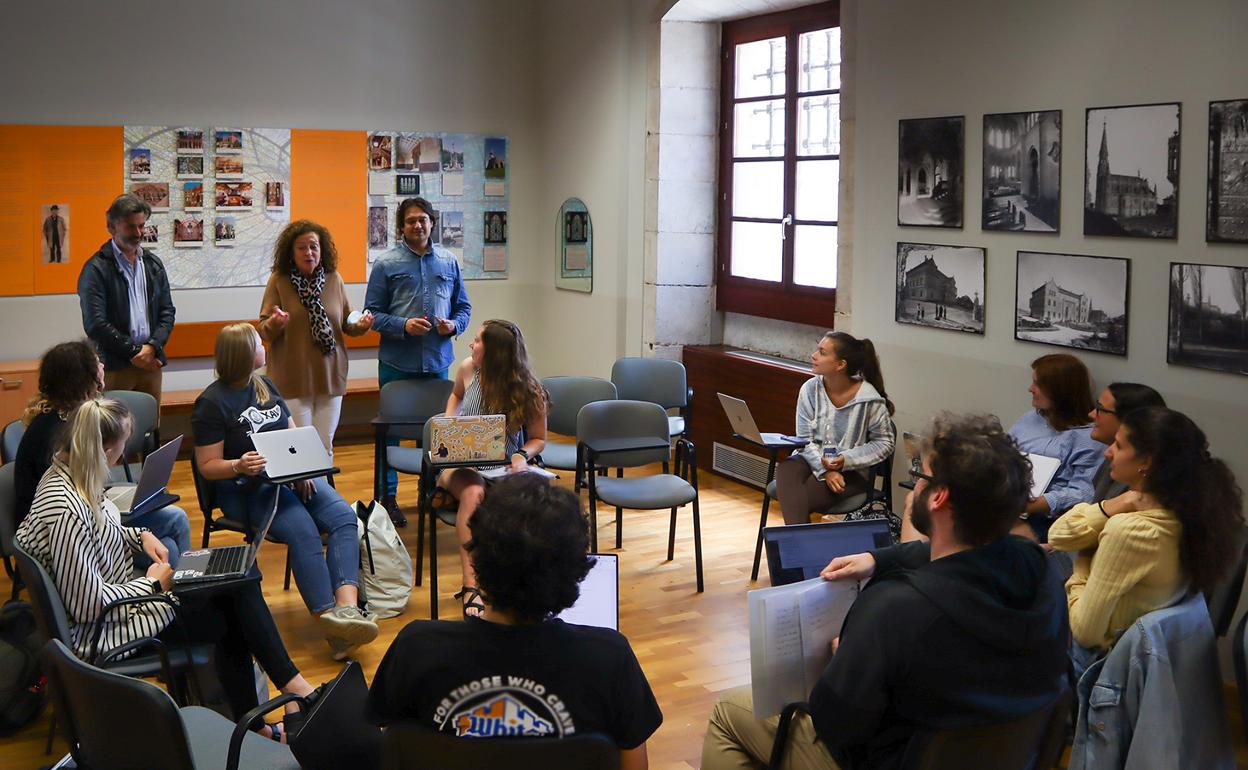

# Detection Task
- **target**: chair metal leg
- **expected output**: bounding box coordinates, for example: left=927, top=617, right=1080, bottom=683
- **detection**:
left=283, top=550, right=292, bottom=590
left=751, top=494, right=772, bottom=581
left=692, top=495, right=704, bottom=593
left=414, top=484, right=426, bottom=588
left=615, top=468, right=624, bottom=549
left=667, top=507, right=677, bottom=561
left=428, top=488, right=439, bottom=620
left=45, top=710, right=56, bottom=755
left=200, top=515, right=213, bottom=548
left=588, top=486, right=599, bottom=553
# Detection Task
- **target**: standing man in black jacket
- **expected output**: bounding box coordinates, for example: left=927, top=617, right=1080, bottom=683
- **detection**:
left=701, top=413, right=1070, bottom=770
left=77, top=194, right=176, bottom=404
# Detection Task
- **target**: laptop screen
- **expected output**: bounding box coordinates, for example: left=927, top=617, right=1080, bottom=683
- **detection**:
left=764, top=520, right=892, bottom=586
left=130, top=434, right=182, bottom=511
left=557, top=554, right=619, bottom=631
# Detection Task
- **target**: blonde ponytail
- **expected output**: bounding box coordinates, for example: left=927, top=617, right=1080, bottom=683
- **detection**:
left=64, top=398, right=132, bottom=525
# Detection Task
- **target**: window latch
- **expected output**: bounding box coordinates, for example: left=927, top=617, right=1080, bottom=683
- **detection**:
left=781, top=213, right=793, bottom=239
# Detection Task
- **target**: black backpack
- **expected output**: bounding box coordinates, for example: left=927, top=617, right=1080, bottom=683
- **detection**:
left=0, top=600, right=46, bottom=735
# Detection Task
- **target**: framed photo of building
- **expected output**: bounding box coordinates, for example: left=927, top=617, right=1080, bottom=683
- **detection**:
left=982, top=111, right=1060, bottom=232
left=898, top=116, right=964, bottom=228
left=1015, top=251, right=1130, bottom=356
left=1167, top=262, right=1248, bottom=376
left=1084, top=103, right=1180, bottom=239
left=895, top=242, right=985, bottom=334
left=1207, top=99, right=1248, bottom=243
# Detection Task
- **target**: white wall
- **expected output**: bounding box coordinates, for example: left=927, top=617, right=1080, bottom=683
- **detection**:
left=0, top=0, right=541, bottom=389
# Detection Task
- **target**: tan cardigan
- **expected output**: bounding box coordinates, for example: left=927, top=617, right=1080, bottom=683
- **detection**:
left=1049, top=502, right=1186, bottom=650
left=258, top=271, right=363, bottom=399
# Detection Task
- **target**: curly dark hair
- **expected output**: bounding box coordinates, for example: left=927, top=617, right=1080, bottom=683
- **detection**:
left=1121, top=407, right=1244, bottom=593
left=923, top=412, right=1033, bottom=546
left=467, top=474, right=593, bottom=623
left=270, top=219, right=338, bottom=275
left=22, top=340, right=101, bottom=424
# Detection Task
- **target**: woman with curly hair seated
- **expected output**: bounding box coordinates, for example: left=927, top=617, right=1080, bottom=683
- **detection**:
left=367, top=474, right=663, bottom=770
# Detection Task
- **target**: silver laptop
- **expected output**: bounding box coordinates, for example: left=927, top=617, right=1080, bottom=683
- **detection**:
left=250, top=426, right=333, bottom=480
left=557, top=554, right=619, bottom=631
left=427, top=414, right=507, bottom=464
left=106, top=435, right=183, bottom=518
left=173, top=485, right=281, bottom=585
left=717, top=393, right=802, bottom=446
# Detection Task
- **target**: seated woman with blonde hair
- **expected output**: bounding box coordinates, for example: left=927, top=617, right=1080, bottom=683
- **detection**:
left=15, top=397, right=317, bottom=732
left=193, top=323, right=378, bottom=659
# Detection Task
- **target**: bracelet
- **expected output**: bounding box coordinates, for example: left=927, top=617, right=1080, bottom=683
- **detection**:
left=1097, top=500, right=1109, bottom=518
left=231, top=458, right=240, bottom=476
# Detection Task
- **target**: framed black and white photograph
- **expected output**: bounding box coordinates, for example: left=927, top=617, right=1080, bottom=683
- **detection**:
left=1015, top=250, right=1130, bottom=356
left=983, top=110, right=1060, bottom=232
left=1168, top=262, right=1248, bottom=376
left=1207, top=99, right=1248, bottom=243
left=898, top=116, right=964, bottom=228
left=1084, top=103, right=1180, bottom=239
left=895, top=242, right=985, bottom=334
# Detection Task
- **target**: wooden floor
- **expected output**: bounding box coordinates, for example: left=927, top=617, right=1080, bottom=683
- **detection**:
left=4, top=439, right=1247, bottom=769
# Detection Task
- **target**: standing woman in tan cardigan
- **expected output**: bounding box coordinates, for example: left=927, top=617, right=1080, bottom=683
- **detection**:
left=260, top=220, right=372, bottom=456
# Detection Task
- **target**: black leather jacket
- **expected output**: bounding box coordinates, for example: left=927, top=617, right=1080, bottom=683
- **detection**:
left=77, top=241, right=176, bottom=370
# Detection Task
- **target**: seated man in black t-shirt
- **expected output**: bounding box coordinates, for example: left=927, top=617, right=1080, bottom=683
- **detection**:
left=367, top=474, right=663, bottom=769
left=701, top=413, right=1070, bottom=770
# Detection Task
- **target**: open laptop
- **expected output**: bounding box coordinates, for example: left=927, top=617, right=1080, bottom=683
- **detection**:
left=427, top=414, right=507, bottom=464
left=764, top=519, right=893, bottom=586
left=105, top=434, right=182, bottom=518
left=250, top=425, right=333, bottom=480
left=289, top=661, right=380, bottom=770
left=718, top=393, right=804, bottom=446
left=173, top=484, right=281, bottom=585
left=557, top=553, right=619, bottom=631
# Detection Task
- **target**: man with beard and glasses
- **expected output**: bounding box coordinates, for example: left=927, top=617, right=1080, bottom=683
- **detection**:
left=701, top=413, right=1069, bottom=770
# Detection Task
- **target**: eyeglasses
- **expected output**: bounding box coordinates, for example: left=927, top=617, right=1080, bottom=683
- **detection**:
left=1094, top=403, right=1117, bottom=416
left=908, top=468, right=935, bottom=483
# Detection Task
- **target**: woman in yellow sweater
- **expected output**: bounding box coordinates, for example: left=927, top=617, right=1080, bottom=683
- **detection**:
left=1049, top=407, right=1242, bottom=658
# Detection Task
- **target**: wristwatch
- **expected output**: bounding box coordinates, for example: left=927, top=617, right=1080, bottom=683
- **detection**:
left=148, top=578, right=164, bottom=595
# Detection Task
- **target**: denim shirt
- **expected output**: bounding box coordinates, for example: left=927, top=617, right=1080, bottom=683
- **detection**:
left=1070, top=593, right=1233, bottom=770
left=364, top=241, right=471, bottom=374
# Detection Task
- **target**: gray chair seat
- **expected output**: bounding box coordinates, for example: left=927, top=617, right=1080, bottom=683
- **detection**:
left=386, top=445, right=426, bottom=474
left=539, top=440, right=578, bottom=470
left=594, top=475, right=696, bottom=509
left=668, top=415, right=685, bottom=437
left=180, top=705, right=300, bottom=769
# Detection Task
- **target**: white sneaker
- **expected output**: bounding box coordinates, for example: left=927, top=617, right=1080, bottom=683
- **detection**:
left=319, top=605, right=380, bottom=648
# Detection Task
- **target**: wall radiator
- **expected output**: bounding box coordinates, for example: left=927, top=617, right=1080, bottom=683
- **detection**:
left=712, top=442, right=771, bottom=490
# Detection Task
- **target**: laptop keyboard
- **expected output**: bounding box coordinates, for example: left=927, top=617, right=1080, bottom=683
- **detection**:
left=206, top=545, right=248, bottom=576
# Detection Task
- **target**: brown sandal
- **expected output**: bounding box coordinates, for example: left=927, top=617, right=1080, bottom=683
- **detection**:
left=430, top=486, right=455, bottom=510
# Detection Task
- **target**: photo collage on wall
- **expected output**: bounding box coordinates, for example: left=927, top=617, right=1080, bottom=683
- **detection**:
left=892, top=98, right=1248, bottom=378
left=364, top=131, right=508, bottom=280
left=124, top=125, right=291, bottom=289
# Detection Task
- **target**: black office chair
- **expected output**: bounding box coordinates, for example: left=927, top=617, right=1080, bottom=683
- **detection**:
left=104, top=389, right=160, bottom=482
left=1205, top=526, right=1248, bottom=637
left=752, top=427, right=898, bottom=581
left=1, top=419, right=24, bottom=464
left=381, top=721, right=620, bottom=770
left=41, top=638, right=301, bottom=770
left=767, top=690, right=1072, bottom=770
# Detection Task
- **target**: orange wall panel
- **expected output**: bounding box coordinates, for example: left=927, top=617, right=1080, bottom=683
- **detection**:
left=290, top=129, right=367, bottom=283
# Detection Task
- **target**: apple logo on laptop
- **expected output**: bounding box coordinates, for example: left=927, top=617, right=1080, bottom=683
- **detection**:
left=288, top=446, right=297, bottom=454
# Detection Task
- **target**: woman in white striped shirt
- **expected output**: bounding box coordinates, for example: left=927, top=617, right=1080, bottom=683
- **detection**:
left=15, top=397, right=317, bottom=728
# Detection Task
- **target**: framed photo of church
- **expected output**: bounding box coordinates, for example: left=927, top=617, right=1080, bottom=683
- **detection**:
left=898, top=116, right=964, bottom=228
left=895, top=242, right=985, bottom=334
left=1084, top=103, right=1180, bottom=239
left=1207, top=99, right=1248, bottom=243
left=1015, top=250, right=1130, bottom=357
left=982, top=110, right=1061, bottom=232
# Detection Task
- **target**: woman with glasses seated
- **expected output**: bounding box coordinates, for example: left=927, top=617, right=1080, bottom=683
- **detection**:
left=436, top=319, right=548, bottom=618
left=1049, top=407, right=1242, bottom=669
left=1008, top=353, right=1105, bottom=541
left=368, top=474, right=662, bottom=769
left=1086, top=383, right=1166, bottom=500
left=15, top=397, right=318, bottom=734
left=774, top=331, right=895, bottom=526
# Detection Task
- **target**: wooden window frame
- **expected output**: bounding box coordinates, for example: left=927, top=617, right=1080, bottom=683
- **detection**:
left=717, top=1, right=841, bottom=326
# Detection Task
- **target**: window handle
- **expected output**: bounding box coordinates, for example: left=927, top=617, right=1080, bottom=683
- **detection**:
left=781, top=213, right=793, bottom=240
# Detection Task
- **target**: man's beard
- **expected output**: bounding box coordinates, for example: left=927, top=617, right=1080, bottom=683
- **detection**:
left=911, top=485, right=933, bottom=537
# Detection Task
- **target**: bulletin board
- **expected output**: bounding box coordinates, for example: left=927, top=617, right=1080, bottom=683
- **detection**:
left=0, top=123, right=509, bottom=296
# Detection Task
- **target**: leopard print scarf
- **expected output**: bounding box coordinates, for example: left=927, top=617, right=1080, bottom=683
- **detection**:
left=289, top=267, right=336, bottom=355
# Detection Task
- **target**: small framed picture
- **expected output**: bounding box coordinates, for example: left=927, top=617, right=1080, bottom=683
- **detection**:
left=176, top=130, right=204, bottom=154
left=1015, top=250, right=1130, bottom=356
left=215, top=130, right=243, bottom=154
left=1084, top=102, right=1180, bottom=239
left=484, top=211, right=508, bottom=243
left=1167, top=262, right=1248, bottom=375
left=176, top=155, right=203, bottom=180
left=129, top=148, right=152, bottom=179
left=396, top=174, right=420, bottom=196
left=898, top=116, right=964, bottom=228
left=895, top=242, right=985, bottom=335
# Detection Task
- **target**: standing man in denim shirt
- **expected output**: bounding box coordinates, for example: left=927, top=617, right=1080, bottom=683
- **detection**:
left=365, top=197, right=471, bottom=526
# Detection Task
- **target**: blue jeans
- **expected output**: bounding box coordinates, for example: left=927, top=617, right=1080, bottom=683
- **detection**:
left=214, top=477, right=359, bottom=614
left=379, top=361, right=448, bottom=497
left=124, top=505, right=192, bottom=568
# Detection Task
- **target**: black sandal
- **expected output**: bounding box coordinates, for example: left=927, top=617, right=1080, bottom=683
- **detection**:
left=454, top=586, right=485, bottom=619
left=430, top=486, right=455, bottom=510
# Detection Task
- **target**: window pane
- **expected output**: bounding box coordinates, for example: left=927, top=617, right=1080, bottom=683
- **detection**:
left=730, top=221, right=783, bottom=282
left=734, top=37, right=786, bottom=99
left=734, top=100, right=785, bottom=158
left=798, top=94, right=840, bottom=156
left=793, top=224, right=837, bottom=288
left=799, top=27, right=841, bottom=92
left=733, top=161, right=784, bottom=219
left=795, top=160, right=838, bottom=222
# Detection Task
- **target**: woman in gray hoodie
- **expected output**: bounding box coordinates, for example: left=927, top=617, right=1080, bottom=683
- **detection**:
left=775, top=331, right=896, bottom=525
